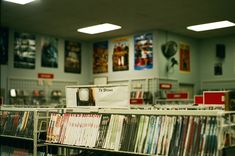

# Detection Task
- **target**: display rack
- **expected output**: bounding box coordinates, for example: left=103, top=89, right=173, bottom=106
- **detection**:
left=7, top=77, right=77, bottom=106
left=0, top=107, right=61, bottom=156
left=44, top=108, right=235, bottom=156
left=108, top=77, right=179, bottom=105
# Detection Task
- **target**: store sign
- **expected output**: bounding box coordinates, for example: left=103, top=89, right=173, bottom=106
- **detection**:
left=167, top=92, right=188, bottom=99
left=38, top=73, right=54, bottom=79
left=159, top=83, right=172, bottom=89
left=66, top=84, right=129, bottom=108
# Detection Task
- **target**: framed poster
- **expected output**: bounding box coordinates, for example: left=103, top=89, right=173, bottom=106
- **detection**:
left=214, top=63, right=222, bottom=75
left=14, top=32, right=36, bottom=69
left=134, top=33, right=153, bottom=70
left=112, top=38, right=129, bottom=71
left=179, top=43, right=190, bottom=72
left=0, top=27, right=9, bottom=64
left=93, top=41, right=108, bottom=74
left=41, top=37, right=58, bottom=68
left=64, top=40, right=81, bottom=73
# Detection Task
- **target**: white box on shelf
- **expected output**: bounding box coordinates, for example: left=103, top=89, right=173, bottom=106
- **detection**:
left=66, top=84, right=130, bottom=108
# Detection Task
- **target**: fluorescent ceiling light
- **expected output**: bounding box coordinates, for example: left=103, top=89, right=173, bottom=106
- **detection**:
left=187, top=20, right=235, bottom=32
left=77, top=23, right=121, bottom=34
left=4, top=0, right=35, bottom=5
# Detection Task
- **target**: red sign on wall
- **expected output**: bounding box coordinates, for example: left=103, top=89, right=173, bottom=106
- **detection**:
left=38, top=73, right=54, bottom=79
left=159, top=83, right=172, bottom=89
left=167, top=92, right=188, bottom=99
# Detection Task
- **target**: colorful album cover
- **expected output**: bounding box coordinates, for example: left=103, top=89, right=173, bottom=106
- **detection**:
left=134, top=33, right=153, bottom=70
left=179, top=44, right=190, bottom=72
left=0, top=27, right=9, bottom=64
left=64, top=40, right=81, bottom=73
left=93, top=41, right=108, bottom=74
left=41, top=37, right=58, bottom=68
left=14, top=32, right=36, bottom=69
left=112, top=38, right=129, bottom=71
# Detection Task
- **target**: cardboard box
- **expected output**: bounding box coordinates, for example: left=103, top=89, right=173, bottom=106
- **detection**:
left=203, top=90, right=235, bottom=110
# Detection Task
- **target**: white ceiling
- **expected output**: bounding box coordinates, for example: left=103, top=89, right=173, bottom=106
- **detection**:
left=1, top=0, right=235, bottom=41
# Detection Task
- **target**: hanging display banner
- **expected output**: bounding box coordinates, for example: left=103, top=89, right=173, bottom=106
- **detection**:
left=179, top=43, right=190, bottom=72
left=134, top=33, right=153, bottom=70
left=93, top=41, right=108, bottom=74
left=94, top=85, right=129, bottom=107
left=66, top=84, right=129, bottom=108
left=112, top=37, right=129, bottom=71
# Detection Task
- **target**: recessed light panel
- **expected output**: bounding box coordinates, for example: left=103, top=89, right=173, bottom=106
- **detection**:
left=4, top=0, right=35, bottom=5
left=77, top=23, right=121, bottom=34
left=187, top=20, right=235, bottom=32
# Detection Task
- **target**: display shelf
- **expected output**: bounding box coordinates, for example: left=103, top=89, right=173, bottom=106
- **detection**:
left=2, top=106, right=235, bottom=156
left=45, top=108, right=235, bottom=156
left=0, top=134, right=34, bottom=141
left=96, top=109, right=224, bottom=116
left=63, top=107, right=226, bottom=116
left=7, top=77, right=77, bottom=106
left=154, top=104, right=225, bottom=110
left=45, top=143, right=149, bottom=156
left=0, top=107, right=60, bottom=156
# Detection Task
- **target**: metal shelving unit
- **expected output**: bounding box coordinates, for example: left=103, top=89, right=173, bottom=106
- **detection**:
left=0, top=107, right=61, bottom=156
left=44, top=108, right=235, bottom=156
left=1, top=106, right=235, bottom=156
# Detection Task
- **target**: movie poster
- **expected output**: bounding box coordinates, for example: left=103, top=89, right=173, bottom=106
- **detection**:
left=14, top=32, right=36, bottom=69
left=0, top=27, right=9, bottom=64
left=64, top=40, right=81, bottom=73
left=179, top=43, right=190, bottom=72
left=112, top=38, right=129, bottom=71
left=93, top=41, right=108, bottom=74
left=41, top=37, right=58, bottom=68
left=134, top=33, right=153, bottom=70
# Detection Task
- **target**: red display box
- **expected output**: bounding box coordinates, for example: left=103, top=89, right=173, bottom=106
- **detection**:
left=194, top=95, right=203, bottom=105
left=203, top=91, right=227, bottom=105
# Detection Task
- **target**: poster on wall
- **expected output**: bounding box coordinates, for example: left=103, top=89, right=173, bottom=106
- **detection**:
left=41, top=37, right=58, bottom=68
left=64, top=40, right=81, bottom=73
left=179, top=43, right=190, bottom=72
left=112, top=37, right=129, bottom=71
left=134, top=33, right=153, bottom=70
left=93, top=41, right=108, bottom=74
left=14, top=32, right=36, bottom=69
left=0, top=27, right=9, bottom=64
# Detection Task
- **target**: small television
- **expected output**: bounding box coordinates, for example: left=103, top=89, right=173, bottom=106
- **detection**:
left=76, top=88, right=95, bottom=106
